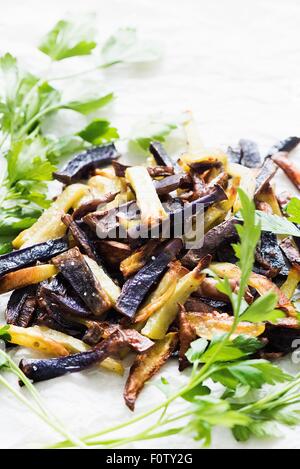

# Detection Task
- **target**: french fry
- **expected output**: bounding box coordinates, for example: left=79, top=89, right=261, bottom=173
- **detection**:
left=0, top=264, right=58, bottom=294
left=13, top=184, right=89, bottom=248
left=5, top=325, right=124, bottom=375
left=134, top=262, right=185, bottom=323
left=280, top=267, right=300, bottom=299
left=6, top=324, right=69, bottom=356
left=210, top=262, right=296, bottom=317
left=124, top=332, right=178, bottom=410
left=125, top=166, right=167, bottom=225
left=142, top=256, right=211, bottom=339
left=84, top=255, right=121, bottom=305
left=186, top=311, right=265, bottom=339
left=228, top=163, right=256, bottom=212
left=120, top=240, right=159, bottom=278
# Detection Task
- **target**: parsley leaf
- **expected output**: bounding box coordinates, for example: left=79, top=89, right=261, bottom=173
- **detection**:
left=211, top=359, right=291, bottom=390
left=240, top=291, right=285, bottom=323
left=0, top=325, right=11, bottom=342
left=7, top=138, right=55, bottom=184
left=78, top=119, right=119, bottom=145
left=130, top=119, right=177, bottom=152
left=185, top=338, right=208, bottom=364
left=286, top=197, right=300, bottom=224
left=187, top=335, right=263, bottom=365
left=186, top=397, right=251, bottom=446
left=255, top=211, right=300, bottom=237
left=101, top=28, right=161, bottom=67
left=63, top=92, right=114, bottom=115
left=39, top=19, right=96, bottom=61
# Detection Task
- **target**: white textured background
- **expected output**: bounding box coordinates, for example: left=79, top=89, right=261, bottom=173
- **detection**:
left=0, top=0, right=300, bottom=449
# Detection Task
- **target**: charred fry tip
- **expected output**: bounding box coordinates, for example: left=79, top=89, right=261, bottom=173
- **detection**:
left=194, top=254, right=212, bottom=275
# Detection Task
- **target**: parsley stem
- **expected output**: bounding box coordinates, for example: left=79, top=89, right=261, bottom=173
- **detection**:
left=240, top=374, right=300, bottom=413
left=0, top=351, right=86, bottom=448
left=48, top=62, right=119, bottom=82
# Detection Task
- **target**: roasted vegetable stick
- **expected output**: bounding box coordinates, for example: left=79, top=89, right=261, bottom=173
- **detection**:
left=210, top=262, right=296, bottom=317
left=120, top=240, right=160, bottom=278
left=186, top=311, right=265, bottom=339
left=19, top=329, right=153, bottom=383
left=272, top=154, right=300, bottom=191
left=125, top=166, right=167, bottom=225
left=0, top=264, right=58, bottom=294
left=178, top=305, right=197, bottom=371
left=116, top=239, right=183, bottom=319
left=280, top=267, right=300, bottom=299
left=34, top=326, right=124, bottom=375
left=6, top=324, right=69, bottom=356
left=0, top=237, right=68, bottom=278
left=124, top=332, right=178, bottom=410
left=142, top=255, right=211, bottom=339
left=179, top=150, right=228, bottom=173
left=255, top=183, right=282, bottom=216
left=182, top=218, right=239, bottom=269
left=134, top=262, right=186, bottom=323
left=228, top=163, right=256, bottom=212
left=52, top=248, right=111, bottom=315
left=255, top=157, right=278, bottom=195
left=84, top=255, right=121, bottom=305
left=53, top=143, right=119, bottom=184
left=13, top=184, right=89, bottom=248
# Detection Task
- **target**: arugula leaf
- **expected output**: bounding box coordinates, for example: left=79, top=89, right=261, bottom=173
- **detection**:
left=78, top=119, right=119, bottom=144
left=39, top=19, right=96, bottom=61
left=286, top=197, right=300, bottom=224
left=240, top=291, right=284, bottom=323
left=255, top=211, right=300, bottom=237
left=101, top=28, right=161, bottom=67
left=64, top=92, right=114, bottom=115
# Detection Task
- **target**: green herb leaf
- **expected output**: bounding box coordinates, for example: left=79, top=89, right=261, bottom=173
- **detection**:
left=46, top=135, right=87, bottom=164
left=185, top=338, right=208, bottom=364
left=0, top=325, right=11, bottom=342
left=64, top=92, right=114, bottom=115
left=255, top=211, right=300, bottom=237
left=286, top=197, right=300, bottom=224
left=212, top=359, right=291, bottom=390
left=240, top=291, right=283, bottom=323
left=182, top=384, right=211, bottom=402
left=0, top=53, right=18, bottom=110
left=78, top=118, right=119, bottom=144
left=130, top=119, right=177, bottom=152
left=7, top=138, right=56, bottom=184
left=101, top=28, right=161, bottom=67
left=198, top=335, right=263, bottom=364
left=39, top=19, right=96, bottom=61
